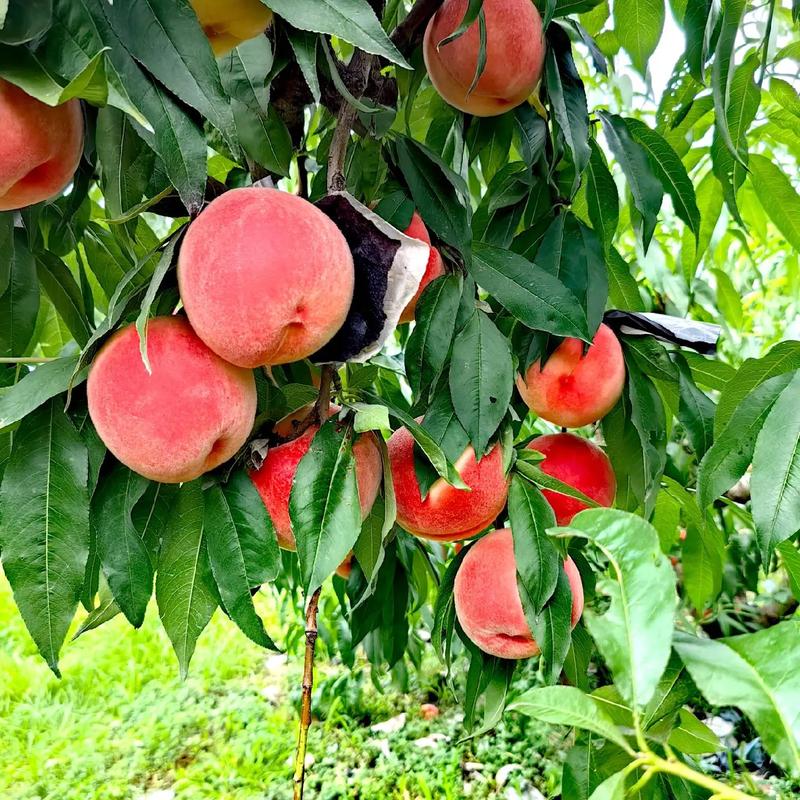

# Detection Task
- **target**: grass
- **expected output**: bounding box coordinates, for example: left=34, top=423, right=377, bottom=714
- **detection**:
left=0, top=573, right=564, bottom=800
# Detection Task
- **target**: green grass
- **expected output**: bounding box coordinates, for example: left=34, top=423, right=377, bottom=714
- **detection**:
left=0, top=573, right=563, bottom=800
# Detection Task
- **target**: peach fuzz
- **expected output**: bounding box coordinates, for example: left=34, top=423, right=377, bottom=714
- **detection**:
left=454, top=529, right=583, bottom=659
left=423, top=0, right=546, bottom=117
left=249, top=407, right=382, bottom=550
left=399, top=213, right=446, bottom=324
left=87, top=316, right=257, bottom=483
left=517, top=323, right=626, bottom=428
left=527, top=433, right=616, bottom=525
left=178, top=187, right=354, bottom=368
left=387, top=425, right=508, bottom=542
left=0, top=80, right=83, bottom=212
left=189, top=0, right=273, bottom=56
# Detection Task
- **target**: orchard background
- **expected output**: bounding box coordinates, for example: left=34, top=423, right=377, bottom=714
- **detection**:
left=0, top=1, right=799, bottom=799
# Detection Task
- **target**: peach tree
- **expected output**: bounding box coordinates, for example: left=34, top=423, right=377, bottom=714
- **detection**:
left=0, top=1, right=799, bottom=798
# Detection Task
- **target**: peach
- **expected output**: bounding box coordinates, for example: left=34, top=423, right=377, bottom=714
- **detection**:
left=454, top=528, right=583, bottom=659
left=387, top=424, right=509, bottom=541
left=87, top=316, right=257, bottom=483
left=399, top=213, right=446, bottom=324
left=0, top=80, right=83, bottom=211
left=178, top=188, right=355, bottom=368
left=516, top=323, right=626, bottom=428
left=423, top=0, right=546, bottom=117
left=527, top=433, right=616, bottom=525
left=189, top=0, right=273, bottom=56
left=249, top=406, right=382, bottom=550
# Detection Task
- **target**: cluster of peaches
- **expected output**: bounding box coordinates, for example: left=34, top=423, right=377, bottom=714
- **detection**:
left=0, top=0, right=618, bottom=661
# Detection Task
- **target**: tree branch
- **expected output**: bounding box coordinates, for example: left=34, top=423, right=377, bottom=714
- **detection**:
left=292, top=586, right=322, bottom=800
left=390, top=0, right=444, bottom=54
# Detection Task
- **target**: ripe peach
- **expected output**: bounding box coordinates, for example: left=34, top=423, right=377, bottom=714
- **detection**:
left=516, top=323, right=626, bottom=428
left=87, top=316, right=257, bottom=483
left=189, top=0, right=273, bottom=56
left=178, top=188, right=354, bottom=368
left=399, top=213, right=446, bottom=324
left=527, top=433, right=616, bottom=525
left=423, top=0, right=546, bottom=117
left=387, top=425, right=509, bottom=541
left=249, top=406, right=382, bottom=550
left=454, top=528, right=583, bottom=659
left=0, top=80, right=83, bottom=211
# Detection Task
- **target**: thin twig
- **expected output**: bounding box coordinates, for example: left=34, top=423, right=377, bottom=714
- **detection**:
left=292, top=586, right=322, bottom=800
left=0, top=357, right=58, bottom=364
left=390, top=0, right=445, bottom=54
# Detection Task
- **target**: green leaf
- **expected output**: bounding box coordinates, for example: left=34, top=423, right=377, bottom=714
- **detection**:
left=265, top=0, right=409, bottom=68
left=95, top=106, right=156, bottom=219
left=532, top=565, right=576, bottom=684
left=393, top=136, right=471, bottom=252
left=560, top=509, right=676, bottom=708
left=680, top=172, right=724, bottom=283
left=516, top=461, right=603, bottom=508
left=586, top=139, right=619, bottom=251
left=0, top=44, right=107, bottom=105
left=102, top=0, right=235, bottom=144
left=470, top=242, right=590, bottom=340
left=751, top=372, right=800, bottom=564
left=35, top=251, right=92, bottom=347
left=625, top=118, right=700, bottom=240
left=432, top=543, right=469, bottom=669
left=449, top=310, right=513, bottom=457
left=0, top=228, right=39, bottom=358
left=715, top=341, right=800, bottom=436
left=405, top=275, right=462, bottom=402
left=219, top=37, right=293, bottom=176
left=0, top=398, right=88, bottom=674
left=711, top=55, right=760, bottom=226
left=698, top=372, right=794, bottom=509
left=0, top=356, right=84, bottom=429
left=674, top=621, right=800, bottom=776
left=606, top=248, right=645, bottom=311
left=0, top=0, right=52, bottom=45
left=509, top=475, right=559, bottom=618
left=749, top=154, right=800, bottom=253
left=290, top=420, right=362, bottom=596
left=668, top=708, right=720, bottom=754
left=509, top=685, right=634, bottom=753
left=92, top=464, right=151, bottom=627
left=546, top=23, right=590, bottom=184
left=778, top=541, right=800, bottom=601
left=156, top=481, right=218, bottom=678
left=287, top=29, right=320, bottom=102
left=614, top=0, right=664, bottom=74
left=711, top=0, right=747, bottom=165
left=135, top=234, right=181, bottom=372
left=588, top=771, right=627, bottom=800
left=682, top=352, right=735, bottom=392
left=598, top=111, right=663, bottom=252
left=205, top=481, right=280, bottom=651
left=676, top=354, right=715, bottom=460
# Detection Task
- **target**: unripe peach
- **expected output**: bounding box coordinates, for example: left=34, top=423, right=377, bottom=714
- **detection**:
left=527, top=433, right=616, bottom=525
left=387, top=425, right=509, bottom=541
left=400, top=212, right=446, bottom=324
left=249, top=407, right=382, bottom=550
left=178, top=188, right=355, bottom=368
left=0, top=80, right=83, bottom=211
left=87, top=316, right=257, bottom=483
left=454, top=528, right=583, bottom=659
left=423, top=0, right=546, bottom=117
left=516, top=323, right=626, bottom=428
left=189, top=0, right=273, bottom=56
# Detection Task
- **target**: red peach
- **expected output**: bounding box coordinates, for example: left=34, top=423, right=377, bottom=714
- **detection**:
left=178, top=187, right=354, bottom=368
left=516, top=323, right=626, bottom=428
left=0, top=80, right=83, bottom=211
left=527, top=433, right=616, bottom=525
left=249, top=406, right=382, bottom=550
left=387, top=425, right=509, bottom=542
left=454, top=528, right=583, bottom=659
left=399, top=213, right=446, bottom=324
left=423, top=0, right=546, bottom=117
left=87, top=316, right=257, bottom=483
left=189, top=0, right=273, bottom=56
